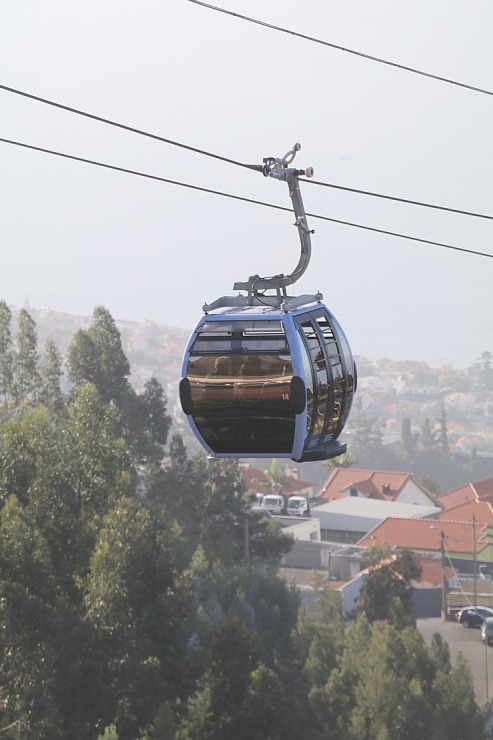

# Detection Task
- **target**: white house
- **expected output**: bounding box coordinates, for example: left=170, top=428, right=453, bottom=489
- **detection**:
left=311, top=497, right=441, bottom=544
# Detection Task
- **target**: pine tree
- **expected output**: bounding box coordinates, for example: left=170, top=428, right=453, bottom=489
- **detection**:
left=15, top=307, right=40, bottom=404
left=0, top=300, right=14, bottom=406
left=438, top=407, right=450, bottom=457
left=67, top=306, right=130, bottom=405
left=88, top=305, right=130, bottom=403
left=39, top=338, right=65, bottom=416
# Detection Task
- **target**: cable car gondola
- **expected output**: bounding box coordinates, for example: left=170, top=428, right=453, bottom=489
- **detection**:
left=179, top=144, right=356, bottom=462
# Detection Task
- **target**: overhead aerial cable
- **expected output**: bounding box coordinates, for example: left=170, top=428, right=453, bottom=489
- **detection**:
left=0, top=83, right=256, bottom=172
left=305, top=179, right=493, bottom=223
left=1, top=83, right=493, bottom=222
left=1, top=136, right=492, bottom=260
left=188, top=0, right=493, bottom=98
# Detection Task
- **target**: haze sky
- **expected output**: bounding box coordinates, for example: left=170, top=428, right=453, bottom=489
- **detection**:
left=2, top=1, right=493, bottom=368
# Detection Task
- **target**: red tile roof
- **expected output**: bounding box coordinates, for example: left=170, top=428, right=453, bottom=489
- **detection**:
left=240, top=466, right=314, bottom=496
left=358, top=517, right=488, bottom=555
left=318, top=468, right=426, bottom=502
left=439, top=499, right=493, bottom=526
left=413, top=555, right=457, bottom=588
left=241, top=466, right=269, bottom=491
left=474, top=478, right=493, bottom=497
left=439, top=478, right=493, bottom=510
left=439, top=485, right=477, bottom=510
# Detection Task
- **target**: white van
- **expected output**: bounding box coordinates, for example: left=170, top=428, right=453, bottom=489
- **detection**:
left=286, top=495, right=309, bottom=517
left=262, top=494, right=285, bottom=515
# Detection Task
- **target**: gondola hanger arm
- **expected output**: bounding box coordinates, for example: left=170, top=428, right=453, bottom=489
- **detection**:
left=233, top=143, right=315, bottom=299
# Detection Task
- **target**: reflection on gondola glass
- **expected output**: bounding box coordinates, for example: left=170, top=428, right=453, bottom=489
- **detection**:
left=186, top=321, right=295, bottom=453
left=294, top=308, right=355, bottom=456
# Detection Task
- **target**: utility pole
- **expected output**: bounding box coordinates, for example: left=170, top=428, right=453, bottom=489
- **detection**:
left=473, top=514, right=478, bottom=607
left=486, top=636, right=490, bottom=701
left=441, top=531, right=448, bottom=622
left=244, top=519, right=250, bottom=565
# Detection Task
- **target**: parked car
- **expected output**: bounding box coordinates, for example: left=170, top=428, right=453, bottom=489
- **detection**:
left=482, top=617, right=493, bottom=645
left=456, top=606, right=493, bottom=628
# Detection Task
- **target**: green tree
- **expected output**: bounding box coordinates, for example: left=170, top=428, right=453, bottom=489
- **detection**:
left=67, top=328, right=101, bottom=388
left=295, top=587, right=345, bottom=690
left=0, top=413, right=38, bottom=505
left=176, top=611, right=263, bottom=740
left=123, top=376, right=171, bottom=466
left=348, top=400, right=385, bottom=466
left=14, top=307, right=40, bottom=404
left=264, top=458, right=285, bottom=494
left=61, top=383, right=132, bottom=520
left=419, top=417, right=437, bottom=452
left=347, top=623, right=436, bottom=740
left=310, top=615, right=483, bottom=740
left=473, top=350, right=493, bottom=390
left=238, top=664, right=290, bottom=740
left=0, top=299, right=14, bottom=407
left=400, top=416, right=419, bottom=461
left=437, top=407, right=450, bottom=457
left=67, top=306, right=130, bottom=405
left=247, top=507, right=294, bottom=565
left=429, top=632, right=451, bottom=674
left=323, top=449, right=358, bottom=473
left=88, top=305, right=130, bottom=403
left=39, top=337, right=65, bottom=417
left=188, top=457, right=247, bottom=563
left=84, top=497, right=192, bottom=738
left=419, top=472, right=441, bottom=495
left=357, top=543, right=421, bottom=627
left=0, top=496, right=65, bottom=737
left=310, top=613, right=373, bottom=740
left=431, top=654, right=484, bottom=739
left=8, top=407, right=92, bottom=589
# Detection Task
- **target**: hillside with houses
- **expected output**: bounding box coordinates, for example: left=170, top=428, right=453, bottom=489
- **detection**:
left=355, top=354, right=493, bottom=461
left=22, top=307, right=493, bottom=490
left=244, top=462, right=493, bottom=621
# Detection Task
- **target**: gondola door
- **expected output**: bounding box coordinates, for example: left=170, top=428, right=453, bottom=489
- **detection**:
left=294, top=308, right=351, bottom=455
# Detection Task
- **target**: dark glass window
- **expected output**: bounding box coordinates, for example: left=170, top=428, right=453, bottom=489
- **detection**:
left=297, top=319, right=330, bottom=439
left=191, top=321, right=289, bottom=354
left=187, top=324, right=295, bottom=453
left=294, top=308, right=356, bottom=451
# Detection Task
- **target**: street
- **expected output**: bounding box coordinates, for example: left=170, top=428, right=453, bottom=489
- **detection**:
left=418, top=618, right=493, bottom=707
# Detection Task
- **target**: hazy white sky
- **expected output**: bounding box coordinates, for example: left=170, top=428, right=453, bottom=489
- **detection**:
left=2, top=1, right=492, bottom=367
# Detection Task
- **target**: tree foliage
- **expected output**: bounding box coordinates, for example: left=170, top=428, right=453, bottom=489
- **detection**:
left=0, top=300, right=14, bottom=406
left=357, top=543, right=422, bottom=627
left=39, top=337, right=65, bottom=417
left=67, top=305, right=130, bottom=405
left=0, top=301, right=485, bottom=738
left=15, top=307, right=40, bottom=403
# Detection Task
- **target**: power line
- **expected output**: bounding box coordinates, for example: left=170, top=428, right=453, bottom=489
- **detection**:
left=2, top=83, right=493, bottom=222
left=188, top=0, right=493, bottom=98
left=2, top=136, right=492, bottom=260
